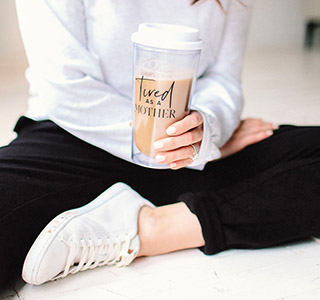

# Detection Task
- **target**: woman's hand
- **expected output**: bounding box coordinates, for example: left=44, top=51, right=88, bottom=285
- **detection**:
left=153, top=111, right=203, bottom=170
left=219, top=118, right=278, bottom=158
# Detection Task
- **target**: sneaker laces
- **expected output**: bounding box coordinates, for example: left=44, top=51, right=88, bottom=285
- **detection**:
left=53, top=234, right=138, bottom=280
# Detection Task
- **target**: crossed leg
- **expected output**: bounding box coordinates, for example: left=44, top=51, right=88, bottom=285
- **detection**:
left=1, top=118, right=319, bottom=286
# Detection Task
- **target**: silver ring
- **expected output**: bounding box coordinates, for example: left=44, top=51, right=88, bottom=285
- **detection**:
left=190, top=144, right=199, bottom=161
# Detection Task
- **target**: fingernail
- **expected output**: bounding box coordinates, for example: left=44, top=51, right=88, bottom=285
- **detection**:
left=169, top=163, right=177, bottom=168
left=166, top=127, right=176, bottom=135
left=155, top=155, right=165, bottom=162
left=273, top=124, right=279, bottom=130
left=154, top=141, right=164, bottom=149
left=266, top=130, right=273, bottom=136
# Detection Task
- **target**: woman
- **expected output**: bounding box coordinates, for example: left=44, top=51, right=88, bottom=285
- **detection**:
left=0, top=0, right=319, bottom=286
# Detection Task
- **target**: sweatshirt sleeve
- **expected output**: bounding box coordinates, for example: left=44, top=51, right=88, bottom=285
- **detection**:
left=188, top=0, right=253, bottom=169
left=15, top=0, right=134, bottom=162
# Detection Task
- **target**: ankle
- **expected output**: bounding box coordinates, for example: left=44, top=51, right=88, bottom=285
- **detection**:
left=137, top=206, right=161, bottom=257
left=137, top=202, right=205, bottom=258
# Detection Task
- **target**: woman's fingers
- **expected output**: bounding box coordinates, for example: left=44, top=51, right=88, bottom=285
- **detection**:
left=219, top=118, right=278, bottom=158
left=240, top=118, right=278, bottom=132
left=155, top=142, right=201, bottom=169
left=154, top=126, right=203, bottom=152
left=237, top=129, right=274, bottom=149
left=169, top=158, right=194, bottom=170
left=152, top=111, right=204, bottom=169
left=233, top=118, right=278, bottom=140
left=236, top=125, right=275, bottom=139
left=166, top=111, right=203, bottom=136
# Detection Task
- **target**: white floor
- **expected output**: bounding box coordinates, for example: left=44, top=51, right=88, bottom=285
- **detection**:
left=0, top=48, right=320, bottom=300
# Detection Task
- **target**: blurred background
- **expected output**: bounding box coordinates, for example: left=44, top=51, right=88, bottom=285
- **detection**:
left=0, top=0, right=320, bottom=146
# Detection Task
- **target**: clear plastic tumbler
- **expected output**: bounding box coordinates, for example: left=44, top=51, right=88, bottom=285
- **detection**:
left=131, top=23, right=203, bottom=168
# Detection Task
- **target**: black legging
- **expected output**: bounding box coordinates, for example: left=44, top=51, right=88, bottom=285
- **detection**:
left=1, top=116, right=319, bottom=287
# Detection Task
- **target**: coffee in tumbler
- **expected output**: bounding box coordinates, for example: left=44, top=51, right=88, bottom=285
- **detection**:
left=131, top=23, right=203, bottom=168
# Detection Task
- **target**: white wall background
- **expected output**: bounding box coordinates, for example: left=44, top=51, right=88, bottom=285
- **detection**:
left=247, top=0, right=305, bottom=51
left=0, top=0, right=26, bottom=66
left=304, top=0, right=320, bottom=19
left=0, top=0, right=318, bottom=66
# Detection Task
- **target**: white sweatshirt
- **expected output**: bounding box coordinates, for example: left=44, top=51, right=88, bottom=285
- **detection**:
left=15, top=0, right=252, bottom=170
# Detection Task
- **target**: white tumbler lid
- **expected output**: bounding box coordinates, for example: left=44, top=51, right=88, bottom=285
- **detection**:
left=131, top=23, right=204, bottom=51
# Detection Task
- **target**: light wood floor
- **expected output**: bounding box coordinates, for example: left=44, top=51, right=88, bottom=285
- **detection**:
left=0, top=48, right=319, bottom=300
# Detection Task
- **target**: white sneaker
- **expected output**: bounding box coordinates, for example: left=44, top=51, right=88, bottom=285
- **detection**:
left=22, top=182, right=155, bottom=285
